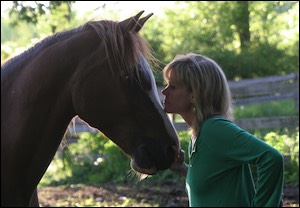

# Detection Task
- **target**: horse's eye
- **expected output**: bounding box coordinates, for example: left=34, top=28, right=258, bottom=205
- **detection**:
left=119, top=71, right=131, bottom=81
left=119, top=66, right=152, bottom=92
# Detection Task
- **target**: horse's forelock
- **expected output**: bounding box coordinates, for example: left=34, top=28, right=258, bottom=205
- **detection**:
left=83, top=20, right=154, bottom=81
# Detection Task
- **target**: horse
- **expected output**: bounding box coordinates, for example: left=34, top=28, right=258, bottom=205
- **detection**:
left=1, top=11, right=180, bottom=206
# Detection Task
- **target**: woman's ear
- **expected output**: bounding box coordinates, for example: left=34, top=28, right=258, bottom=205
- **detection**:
left=189, top=93, right=195, bottom=105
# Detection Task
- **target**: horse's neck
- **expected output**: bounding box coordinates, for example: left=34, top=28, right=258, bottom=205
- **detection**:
left=2, top=42, right=79, bottom=143
left=3, top=31, right=101, bottom=138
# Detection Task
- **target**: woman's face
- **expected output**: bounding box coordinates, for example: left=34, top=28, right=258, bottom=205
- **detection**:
left=161, top=70, right=194, bottom=114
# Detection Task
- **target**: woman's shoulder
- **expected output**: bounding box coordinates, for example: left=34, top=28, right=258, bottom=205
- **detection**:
left=203, top=116, right=233, bottom=127
left=201, top=116, right=242, bottom=137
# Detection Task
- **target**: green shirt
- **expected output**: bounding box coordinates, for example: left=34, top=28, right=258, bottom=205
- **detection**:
left=186, top=117, right=284, bottom=207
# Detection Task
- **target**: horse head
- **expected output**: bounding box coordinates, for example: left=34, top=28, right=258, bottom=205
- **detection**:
left=71, top=11, right=180, bottom=175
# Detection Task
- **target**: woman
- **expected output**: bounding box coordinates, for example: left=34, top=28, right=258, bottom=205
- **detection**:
left=162, top=53, right=284, bottom=207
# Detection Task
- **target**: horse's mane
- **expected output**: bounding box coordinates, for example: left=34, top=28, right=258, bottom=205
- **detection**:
left=2, top=18, right=156, bottom=80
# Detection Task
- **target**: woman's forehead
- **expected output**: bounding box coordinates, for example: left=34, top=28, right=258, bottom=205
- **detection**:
left=168, top=70, right=176, bottom=81
left=170, top=71, right=183, bottom=86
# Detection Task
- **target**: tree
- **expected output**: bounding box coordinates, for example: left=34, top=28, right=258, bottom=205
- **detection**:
left=143, top=1, right=299, bottom=80
left=233, top=1, right=250, bottom=52
left=8, top=1, right=75, bottom=33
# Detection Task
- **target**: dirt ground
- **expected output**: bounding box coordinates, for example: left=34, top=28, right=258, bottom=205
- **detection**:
left=38, top=182, right=298, bottom=207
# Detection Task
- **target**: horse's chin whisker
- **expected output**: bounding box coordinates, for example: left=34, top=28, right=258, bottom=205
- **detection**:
left=127, top=169, right=150, bottom=181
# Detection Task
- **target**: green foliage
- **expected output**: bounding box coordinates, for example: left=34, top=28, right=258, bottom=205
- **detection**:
left=264, top=131, right=299, bottom=156
left=143, top=1, right=299, bottom=82
left=40, top=133, right=132, bottom=186
left=8, top=1, right=75, bottom=33
left=40, top=131, right=192, bottom=186
left=234, top=100, right=297, bottom=119
left=264, top=131, right=299, bottom=183
left=68, top=133, right=133, bottom=183
left=206, top=43, right=298, bottom=80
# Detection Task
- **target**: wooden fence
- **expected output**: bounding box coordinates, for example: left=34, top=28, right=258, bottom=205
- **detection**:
left=68, top=73, right=299, bottom=134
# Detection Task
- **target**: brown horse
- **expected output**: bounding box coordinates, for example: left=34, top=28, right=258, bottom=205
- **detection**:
left=1, top=11, right=179, bottom=206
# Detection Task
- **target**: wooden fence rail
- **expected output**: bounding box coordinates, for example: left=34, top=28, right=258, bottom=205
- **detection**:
left=67, top=73, right=299, bottom=134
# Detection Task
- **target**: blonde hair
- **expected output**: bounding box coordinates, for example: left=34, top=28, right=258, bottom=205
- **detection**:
left=163, top=53, right=233, bottom=137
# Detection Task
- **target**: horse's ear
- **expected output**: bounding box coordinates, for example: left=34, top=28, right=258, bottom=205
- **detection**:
left=119, top=11, right=153, bottom=34
left=135, top=13, right=153, bottom=32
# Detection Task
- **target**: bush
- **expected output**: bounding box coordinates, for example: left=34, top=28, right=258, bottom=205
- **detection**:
left=264, top=131, right=299, bottom=183
left=40, top=131, right=191, bottom=186
left=40, top=133, right=132, bottom=186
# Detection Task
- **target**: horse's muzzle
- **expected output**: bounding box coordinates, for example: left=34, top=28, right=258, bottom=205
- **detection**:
left=130, top=143, right=178, bottom=175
